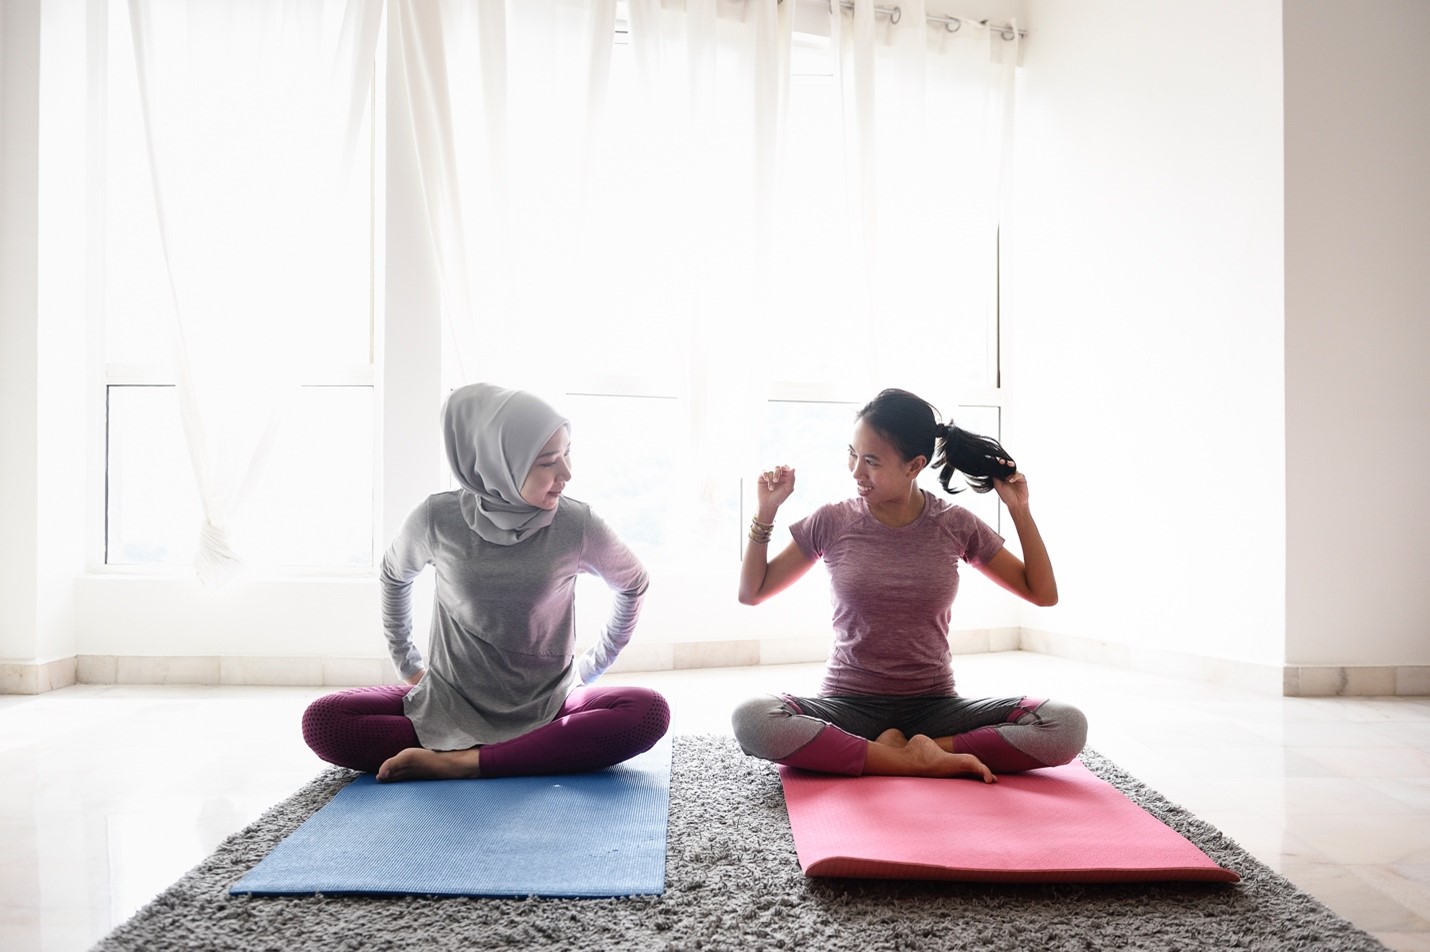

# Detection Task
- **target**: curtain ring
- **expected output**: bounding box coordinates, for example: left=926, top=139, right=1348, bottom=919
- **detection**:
left=890, top=5, right=901, bottom=24
left=999, top=25, right=1017, bottom=41
left=946, top=17, right=961, bottom=32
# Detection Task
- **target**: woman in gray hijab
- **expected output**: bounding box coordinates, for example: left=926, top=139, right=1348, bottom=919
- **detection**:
left=301, top=383, right=669, bottom=780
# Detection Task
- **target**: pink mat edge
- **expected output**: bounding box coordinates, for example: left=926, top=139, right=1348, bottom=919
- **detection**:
left=779, top=760, right=1241, bottom=885
left=804, top=856, right=1240, bottom=884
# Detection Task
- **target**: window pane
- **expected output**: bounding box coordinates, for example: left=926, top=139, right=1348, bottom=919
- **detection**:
left=235, top=386, right=375, bottom=568
left=759, top=400, right=861, bottom=519
left=103, top=7, right=374, bottom=367
left=106, top=385, right=374, bottom=568
left=106, top=386, right=203, bottom=565
left=560, top=394, right=684, bottom=563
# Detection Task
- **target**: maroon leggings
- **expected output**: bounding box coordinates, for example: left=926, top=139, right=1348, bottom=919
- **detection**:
left=301, top=683, right=670, bottom=777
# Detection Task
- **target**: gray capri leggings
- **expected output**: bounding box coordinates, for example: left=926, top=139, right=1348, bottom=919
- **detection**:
left=731, top=692, right=1088, bottom=776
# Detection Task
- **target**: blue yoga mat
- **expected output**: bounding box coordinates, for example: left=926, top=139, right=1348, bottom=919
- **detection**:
left=230, top=738, right=670, bottom=898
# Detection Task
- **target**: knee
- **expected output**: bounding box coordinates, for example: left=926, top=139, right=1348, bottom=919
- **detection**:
left=622, top=687, right=671, bottom=751
left=300, top=692, right=348, bottom=756
left=641, top=688, right=672, bottom=739
left=730, top=694, right=792, bottom=760
left=1035, top=699, right=1088, bottom=764
left=301, top=692, right=341, bottom=744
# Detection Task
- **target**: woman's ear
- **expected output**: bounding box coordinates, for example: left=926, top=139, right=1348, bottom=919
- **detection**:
left=906, top=454, right=928, bottom=479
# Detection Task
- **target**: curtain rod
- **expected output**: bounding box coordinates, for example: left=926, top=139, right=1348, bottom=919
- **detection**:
left=819, top=1, right=1025, bottom=40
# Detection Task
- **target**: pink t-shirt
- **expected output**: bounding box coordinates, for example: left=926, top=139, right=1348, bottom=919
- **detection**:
left=789, top=489, right=1005, bottom=697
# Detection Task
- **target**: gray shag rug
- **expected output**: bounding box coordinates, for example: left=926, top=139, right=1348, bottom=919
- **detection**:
left=93, top=736, right=1387, bottom=952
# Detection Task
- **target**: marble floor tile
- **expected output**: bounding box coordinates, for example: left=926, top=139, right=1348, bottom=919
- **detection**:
left=1153, top=775, right=1416, bottom=818
left=1282, top=814, right=1430, bottom=865
left=1281, top=861, right=1430, bottom=933
left=1362, top=778, right=1430, bottom=812
left=1296, top=745, right=1430, bottom=780
left=1354, top=864, right=1430, bottom=922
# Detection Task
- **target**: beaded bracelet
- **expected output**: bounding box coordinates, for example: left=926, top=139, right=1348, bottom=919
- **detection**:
left=748, top=517, right=774, bottom=544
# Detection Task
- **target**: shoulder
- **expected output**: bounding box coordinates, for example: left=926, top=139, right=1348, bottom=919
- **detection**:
left=790, top=497, right=865, bottom=554
left=922, top=491, right=973, bottom=527
left=923, top=491, right=1003, bottom=560
left=820, top=497, right=866, bottom=524
left=417, top=490, right=468, bottom=532
left=794, top=498, right=863, bottom=532
left=554, top=495, right=593, bottom=529
left=425, top=490, right=462, bottom=516
left=551, top=496, right=609, bottom=548
left=397, top=491, right=455, bottom=532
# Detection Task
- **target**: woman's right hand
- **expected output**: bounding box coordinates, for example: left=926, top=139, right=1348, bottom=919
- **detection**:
left=406, top=669, right=426, bottom=686
left=756, top=465, right=796, bottom=516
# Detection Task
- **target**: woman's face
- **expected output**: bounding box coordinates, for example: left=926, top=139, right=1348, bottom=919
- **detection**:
left=848, top=418, right=923, bottom=505
left=519, top=426, right=572, bottom=510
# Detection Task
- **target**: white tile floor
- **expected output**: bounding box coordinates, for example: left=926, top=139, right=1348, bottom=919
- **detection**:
left=3, top=651, right=1429, bottom=952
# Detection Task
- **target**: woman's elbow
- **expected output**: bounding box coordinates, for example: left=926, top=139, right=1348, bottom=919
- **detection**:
left=1032, top=590, right=1059, bottom=608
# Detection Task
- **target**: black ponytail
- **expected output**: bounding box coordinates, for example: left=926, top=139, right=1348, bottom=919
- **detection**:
left=857, top=387, right=1018, bottom=495
left=932, top=422, right=1017, bottom=494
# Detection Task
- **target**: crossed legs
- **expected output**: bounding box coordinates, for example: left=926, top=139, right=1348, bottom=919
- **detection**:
left=301, top=683, right=670, bottom=781
left=731, top=692, right=1087, bottom=780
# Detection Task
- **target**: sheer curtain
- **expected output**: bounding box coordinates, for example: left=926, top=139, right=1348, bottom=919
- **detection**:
left=389, top=0, right=619, bottom=394
left=126, top=0, right=381, bottom=584
left=394, top=0, right=795, bottom=553
left=618, top=0, right=795, bottom=539
left=828, top=0, right=1019, bottom=398
left=388, top=0, right=1017, bottom=555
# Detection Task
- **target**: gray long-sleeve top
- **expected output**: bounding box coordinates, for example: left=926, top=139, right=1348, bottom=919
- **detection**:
left=381, top=491, right=649, bottom=750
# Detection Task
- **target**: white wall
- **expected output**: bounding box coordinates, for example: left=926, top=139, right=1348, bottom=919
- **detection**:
left=1283, top=0, right=1430, bottom=667
left=2, top=0, right=114, bottom=680
left=1, top=0, right=46, bottom=668
left=1005, top=1, right=1288, bottom=665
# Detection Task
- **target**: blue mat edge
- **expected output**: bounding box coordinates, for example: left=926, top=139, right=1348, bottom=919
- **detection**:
left=229, top=738, right=671, bottom=899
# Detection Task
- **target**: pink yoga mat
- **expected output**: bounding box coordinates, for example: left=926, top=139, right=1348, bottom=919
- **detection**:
left=778, top=759, right=1239, bottom=884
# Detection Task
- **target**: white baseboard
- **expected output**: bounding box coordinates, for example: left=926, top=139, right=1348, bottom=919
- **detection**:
left=1017, top=628, right=1287, bottom=695
left=4, top=631, right=1427, bottom=697
left=1282, top=663, right=1430, bottom=697
left=1019, top=627, right=1430, bottom=698
left=0, top=657, right=78, bottom=695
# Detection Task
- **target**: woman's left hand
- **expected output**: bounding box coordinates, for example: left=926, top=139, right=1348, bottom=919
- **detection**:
left=993, top=471, right=1030, bottom=510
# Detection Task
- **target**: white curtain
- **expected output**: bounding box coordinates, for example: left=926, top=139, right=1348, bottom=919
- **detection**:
left=619, top=0, right=795, bottom=535
left=123, top=0, right=1019, bottom=577
left=394, top=0, right=794, bottom=550
left=390, top=0, right=618, bottom=395
left=829, top=0, right=1019, bottom=399
left=127, top=0, right=381, bottom=584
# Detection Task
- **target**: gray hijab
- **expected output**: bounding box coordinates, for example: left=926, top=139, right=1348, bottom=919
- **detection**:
left=442, top=383, right=569, bottom=545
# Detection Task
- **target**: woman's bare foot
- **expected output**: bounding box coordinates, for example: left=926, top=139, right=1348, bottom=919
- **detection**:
left=863, top=733, right=996, bottom=783
left=376, top=747, right=481, bottom=782
left=874, top=728, right=910, bottom=748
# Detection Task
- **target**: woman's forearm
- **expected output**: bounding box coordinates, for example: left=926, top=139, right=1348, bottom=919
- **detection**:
left=1006, top=505, right=1058, bottom=606
left=737, top=505, right=779, bottom=604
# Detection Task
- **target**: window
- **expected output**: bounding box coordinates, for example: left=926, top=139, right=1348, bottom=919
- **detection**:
left=99, top=4, right=1008, bottom=578
left=523, top=24, right=1005, bottom=563
left=102, top=3, right=378, bottom=572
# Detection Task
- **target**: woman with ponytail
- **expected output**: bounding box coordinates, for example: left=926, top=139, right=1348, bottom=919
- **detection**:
left=732, top=388, right=1085, bottom=781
